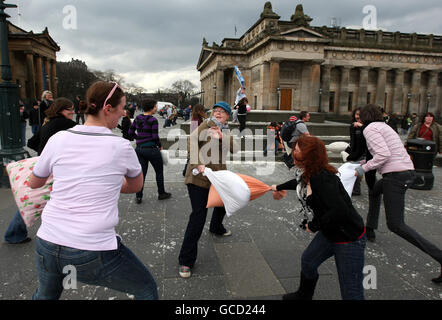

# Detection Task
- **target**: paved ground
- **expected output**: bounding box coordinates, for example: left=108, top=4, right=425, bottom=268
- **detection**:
left=0, top=113, right=441, bottom=300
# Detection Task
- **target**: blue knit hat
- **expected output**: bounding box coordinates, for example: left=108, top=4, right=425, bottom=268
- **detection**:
left=213, top=101, right=232, bottom=115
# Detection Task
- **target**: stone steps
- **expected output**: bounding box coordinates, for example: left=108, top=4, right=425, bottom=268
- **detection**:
left=179, top=121, right=350, bottom=136
left=244, top=110, right=325, bottom=123
left=159, top=134, right=350, bottom=150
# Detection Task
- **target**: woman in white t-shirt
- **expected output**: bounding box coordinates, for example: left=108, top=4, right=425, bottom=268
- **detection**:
left=29, top=81, right=158, bottom=300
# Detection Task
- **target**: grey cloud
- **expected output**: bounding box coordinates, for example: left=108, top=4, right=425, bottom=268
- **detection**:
left=8, top=0, right=441, bottom=88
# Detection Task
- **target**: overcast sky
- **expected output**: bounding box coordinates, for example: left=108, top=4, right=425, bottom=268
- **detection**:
left=6, top=0, right=442, bottom=92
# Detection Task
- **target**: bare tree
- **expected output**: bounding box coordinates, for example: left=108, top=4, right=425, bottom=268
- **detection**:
left=171, top=80, right=197, bottom=107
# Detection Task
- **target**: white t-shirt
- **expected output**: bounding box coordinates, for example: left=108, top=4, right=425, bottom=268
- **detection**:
left=33, top=125, right=142, bottom=251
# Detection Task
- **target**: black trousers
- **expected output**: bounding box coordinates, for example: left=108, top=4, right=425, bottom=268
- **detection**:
left=237, top=114, right=246, bottom=133
left=366, top=170, right=442, bottom=264
left=135, top=146, right=165, bottom=198
left=76, top=113, right=85, bottom=124
left=178, top=184, right=227, bottom=268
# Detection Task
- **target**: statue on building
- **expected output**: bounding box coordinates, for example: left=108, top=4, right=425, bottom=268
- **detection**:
left=260, top=2, right=280, bottom=19
left=291, top=4, right=312, bottom=27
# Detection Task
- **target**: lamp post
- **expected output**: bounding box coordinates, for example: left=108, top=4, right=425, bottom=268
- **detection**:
left=426, top=92, right=431, bottom=113
left=318, top=88, right=323, bottom=113
left=276, top=87, right=280, bottom=110
left=0, top=0, right=29, bottom=187
left=213, top=84, right=217, bottom=104
left=407, top=92, right=411, bottom=115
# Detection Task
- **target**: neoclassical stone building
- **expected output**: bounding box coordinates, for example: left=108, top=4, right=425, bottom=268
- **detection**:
left=6, top=22, right=60, bottom=104
left=197, top=3, right=442, bottom=116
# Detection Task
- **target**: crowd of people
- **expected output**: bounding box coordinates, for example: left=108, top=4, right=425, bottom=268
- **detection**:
left=4, top=81, right=442, bottom=301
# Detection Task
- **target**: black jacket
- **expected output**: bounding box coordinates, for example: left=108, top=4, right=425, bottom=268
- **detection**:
left=277, top=169, right=365, bottom=243
left=28, top=116, right=76, bottom=155
left=237, top=103, right=247, bottom=115
left=29, top=108, right=40, bottom=125
left=39, top=100, right=52, bottom=125
left=117, top=116, right=132, bottom=140
left=346, top=124, right=365, bottom=161
left=20, top=110, right=29, bottom=123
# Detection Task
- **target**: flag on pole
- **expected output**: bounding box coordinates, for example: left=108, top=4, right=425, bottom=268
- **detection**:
left=234, top=65, right=245, bottom=88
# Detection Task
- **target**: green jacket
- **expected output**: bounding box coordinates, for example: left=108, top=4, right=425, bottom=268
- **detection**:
left=184, top=119, right=237, bottom=189
left=408, top=122, right=441, bottom=153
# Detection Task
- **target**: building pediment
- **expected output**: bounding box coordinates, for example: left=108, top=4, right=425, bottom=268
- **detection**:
left=8, top=22, right=60, bottom=51
left=280, top=27, right=325, bottom=39
left=197, top=48, right=214, bottom=70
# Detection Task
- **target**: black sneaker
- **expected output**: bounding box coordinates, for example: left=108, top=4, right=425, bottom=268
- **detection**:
left=158, top=192, right=172, bottom=200
left=136, top=197, right=142, bottom=204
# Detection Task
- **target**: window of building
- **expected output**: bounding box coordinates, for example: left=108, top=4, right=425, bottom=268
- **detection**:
left=329, top=91, right=335, bottom=112
left=254, top=96, right=258, bottom=109
left=367, top=92, right=371, bottom=104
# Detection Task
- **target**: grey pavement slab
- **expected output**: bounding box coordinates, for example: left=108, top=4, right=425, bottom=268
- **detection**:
left=1, top=118, right=441, bottom=300
left=214, top=242, right=285, bottom=298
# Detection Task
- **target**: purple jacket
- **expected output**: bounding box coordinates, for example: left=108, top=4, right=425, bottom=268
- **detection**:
left=362, top=122, right=414, bottom=175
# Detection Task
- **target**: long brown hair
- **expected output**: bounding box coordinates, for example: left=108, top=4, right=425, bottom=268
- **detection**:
left=293, top=135, right=337, bottom=183
left=192, top=104, right=207, bottom=122
left=44, top=97, right=73, bottom=120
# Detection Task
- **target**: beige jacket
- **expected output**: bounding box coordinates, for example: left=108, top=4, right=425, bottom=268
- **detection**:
left=184, top=119, right=237, bottom=189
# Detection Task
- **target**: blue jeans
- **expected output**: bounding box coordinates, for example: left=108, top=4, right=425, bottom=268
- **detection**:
left=4, top=210, right=28, bottom=243
left=135, top=146, right=165, bottom=198
left=31, top=124, right=40, bottom=135
left=301, top=231, right=366, bottom=300
left=33, top=237, right=158, bottom=300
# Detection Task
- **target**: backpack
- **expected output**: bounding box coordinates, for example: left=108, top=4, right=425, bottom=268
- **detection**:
left=280, top=120, right=302, bottom=143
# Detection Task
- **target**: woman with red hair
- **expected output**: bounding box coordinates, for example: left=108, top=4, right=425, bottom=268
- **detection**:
left=272, top=135, right=366, bottom=300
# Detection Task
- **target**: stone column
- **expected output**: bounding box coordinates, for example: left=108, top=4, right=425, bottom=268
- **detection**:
left=427, top=70, right=438, bottom=114
left=300, top=63, right=312, bottom=109
left=35, top=55, right=43, bottom=99
left=392, top=69, right=405, bottom=114
left=409, top=69, right=422, bottom=114
left=310, top=61, right=321, bottom=111
left=44, top=58, right=51, bottom=91
left=269, top=60, right=280, bottom=110
left=50, top=59, right=57, bottom=98
left=215, top=69, right=224, bottom=103
left=375, top=67, right=387, bottom=108
left=357, top=67, right=369, bottom=107
left=338, top=66, right=351, bottom=114
left=261, top=62, right=270, bottom=109
left=321, top=65, right=332, bottom=112
left=25, top=52, right=36, bottom=101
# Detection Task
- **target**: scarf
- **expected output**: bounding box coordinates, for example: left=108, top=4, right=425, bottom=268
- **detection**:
left=207, top=117, right=229, bottom=131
